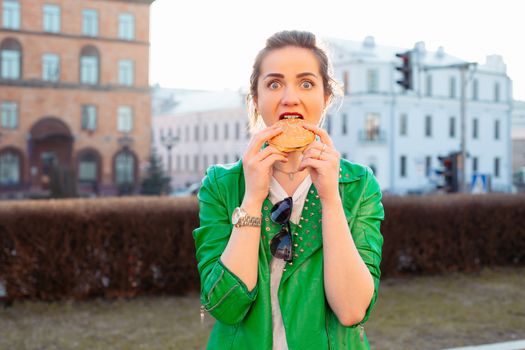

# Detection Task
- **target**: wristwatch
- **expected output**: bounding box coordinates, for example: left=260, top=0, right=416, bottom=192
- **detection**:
left=232, top=207, right=262, bottom=228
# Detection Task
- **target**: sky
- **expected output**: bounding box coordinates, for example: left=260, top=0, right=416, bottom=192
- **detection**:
left=149, top=0, right=525, bottom=101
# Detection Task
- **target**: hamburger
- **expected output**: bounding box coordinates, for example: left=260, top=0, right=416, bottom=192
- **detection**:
left=269, top=114, right=315, bottom=152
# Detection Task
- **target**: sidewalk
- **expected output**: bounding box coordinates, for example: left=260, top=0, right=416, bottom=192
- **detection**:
left=444, top=340, right=525, bottom=350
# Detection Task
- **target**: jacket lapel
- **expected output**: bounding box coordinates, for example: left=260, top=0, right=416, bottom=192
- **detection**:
left=232, top=159, right=367, bottom=283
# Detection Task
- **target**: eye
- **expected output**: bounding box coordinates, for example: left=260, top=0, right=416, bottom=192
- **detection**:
left=301, top=80, right=314, bottom=89
left=267, top=81, right=281, bottom=90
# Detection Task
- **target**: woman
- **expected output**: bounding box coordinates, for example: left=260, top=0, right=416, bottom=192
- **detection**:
left=193, top=30, right=384, bottom=349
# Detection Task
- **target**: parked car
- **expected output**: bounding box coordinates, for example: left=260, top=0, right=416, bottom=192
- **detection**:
left=171, top=182, right=201, bottom=197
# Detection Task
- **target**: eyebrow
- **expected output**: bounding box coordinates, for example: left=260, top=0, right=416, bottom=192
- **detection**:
left=263, top=72, right=318, bottom=79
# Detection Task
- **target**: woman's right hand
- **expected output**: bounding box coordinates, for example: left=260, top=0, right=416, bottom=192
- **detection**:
left=242, top=124, right=288, bottom=204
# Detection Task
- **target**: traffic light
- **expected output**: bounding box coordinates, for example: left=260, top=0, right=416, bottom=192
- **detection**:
left=436, top=153, right=459, bottom=193
left=395, top=51, right=413, bottom=90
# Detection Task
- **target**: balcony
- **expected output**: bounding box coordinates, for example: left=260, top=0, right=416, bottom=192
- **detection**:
left=358, top=129, right=387, bottom=144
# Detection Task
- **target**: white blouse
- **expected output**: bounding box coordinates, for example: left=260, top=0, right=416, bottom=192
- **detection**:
left=268, top=174, right=313, bottom=350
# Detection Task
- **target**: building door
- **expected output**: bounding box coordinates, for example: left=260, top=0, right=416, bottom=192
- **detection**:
left=29, top=117, right=73, bottom=190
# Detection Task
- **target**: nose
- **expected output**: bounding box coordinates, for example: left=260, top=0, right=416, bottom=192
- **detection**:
left=281, top=86, right=300, bottom=106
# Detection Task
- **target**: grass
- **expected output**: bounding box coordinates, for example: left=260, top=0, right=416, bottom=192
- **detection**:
left=0, top=267, right=524, bottom=350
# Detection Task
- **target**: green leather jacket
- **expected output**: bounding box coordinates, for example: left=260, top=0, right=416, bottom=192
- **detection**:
left=193, top=159, right=384, bottom=349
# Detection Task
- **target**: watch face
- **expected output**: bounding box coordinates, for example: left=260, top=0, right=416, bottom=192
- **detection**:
left=232, top=207, right=243, bottom=224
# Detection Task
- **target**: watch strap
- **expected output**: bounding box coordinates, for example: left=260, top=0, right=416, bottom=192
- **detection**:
left=235, top=214, right=262, bottom=228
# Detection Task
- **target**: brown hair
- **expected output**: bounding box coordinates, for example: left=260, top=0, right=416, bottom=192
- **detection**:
left=246, top=30, right=341, bottom=132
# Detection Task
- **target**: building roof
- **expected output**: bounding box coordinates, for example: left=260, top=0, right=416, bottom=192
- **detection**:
left=326, top=36, right=465, bottom=66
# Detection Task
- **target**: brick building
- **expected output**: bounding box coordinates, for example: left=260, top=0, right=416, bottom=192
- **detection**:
left=0, top=0, right=154, bottom=198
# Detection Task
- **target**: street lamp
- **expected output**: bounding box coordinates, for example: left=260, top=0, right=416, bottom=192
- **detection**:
left=160, top=132, right=179, bottom=177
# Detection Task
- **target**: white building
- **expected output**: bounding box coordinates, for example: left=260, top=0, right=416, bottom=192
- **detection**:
left=511, top=100, right=525, bottom=191
left=152, top=36, right=514, bottom=194
left=151, top=87, right=249, bottom=189
left=327, top=36, right=512, bottom=194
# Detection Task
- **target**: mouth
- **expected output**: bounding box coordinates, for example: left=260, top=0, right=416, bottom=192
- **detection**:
left=279, top=112, right=304, bottom=120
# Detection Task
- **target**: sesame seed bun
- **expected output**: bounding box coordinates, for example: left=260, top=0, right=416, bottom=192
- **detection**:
left=268, top=119, right=315, bottom=152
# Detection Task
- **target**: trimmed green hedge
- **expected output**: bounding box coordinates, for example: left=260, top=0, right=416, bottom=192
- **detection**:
left=0, top=194, right=524, bottom=301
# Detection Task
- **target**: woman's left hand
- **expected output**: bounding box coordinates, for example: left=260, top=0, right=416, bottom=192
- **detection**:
left=298, top=124, right=341, bottom=202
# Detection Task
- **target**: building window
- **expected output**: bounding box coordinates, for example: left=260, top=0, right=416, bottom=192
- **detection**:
left=0, top=38, right=22, bottom=79
left=82, top=9, right=98, bottom=37
left=2, top=0, right=20, bottom=30
left=214, top=123, right=218, bottom=141
left=0, top=151, right=20, bottom=185
left=81, top=105, right=97, bottom=131
left=203, top=125, right=208, bottom=141
left=494, top=82, right=500, bottom=102
left=425, top=156, right=431, bottom=177
left=0, top=49, right=19, bottom=79
left=80, top=45, right=99, bottom=85
left=364, top=113, right=380, bottom=140
left=425, top=75, right=432, bottom=97
left=184, top=155, right=189, bottom=171
left=235, top=122, right=240, bottom=140
left=223, top=154, right=228, bottom=163
left=1, top=101, right=18, bottom=128
left=118, top=59, right=134, bottom=86
left=449, top=76, right=456, bottom=98
left=494, top=120, right=500, bottom=140
left=472, top=79, right=479, bottom=100
left=43, top=4, right=61, bottom=33
left=400, top=155, right=407, bottom=178
left=366, top=69, right=379, bottom=93
left=449, top=116, right=456, bottom=138
left=399, top=113, right=407, bottom=136
left=341, top=113, right=347, bottom=135
left=425, top=115, right=432, bottom=137
left=194, top=154, right=199, bottom=171
left=78, top=152, right=98, bottom=182
left=472, top=156, right=478, bottom=173
left=203, top=154, right=208, bottom=169
left=472, top=118, right=479, bottom=139
left=494, top=157, right=500, bottom=178
left=325, top=114, right=332, bottom=135
left=194, top=124, right=199, bottom=141
left=343, top=71, right=349, bottom=95
left=224, top=123, right=229, bottom=140
left=117, top=106, right=133, bottom=133
left=175, top=154, right=180, bottom=171
left=184, top=125, right=189, bottom=142
left=115, top=151, right=134, bottom=185
left=42, top=53, right=60, bottom=82
left=118, top=13, right=135, bottom=40
left=213, top=154, right=218, bottom=165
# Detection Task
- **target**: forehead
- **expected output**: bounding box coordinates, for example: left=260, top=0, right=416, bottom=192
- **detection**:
left=259, top=46, right=321, bottom=77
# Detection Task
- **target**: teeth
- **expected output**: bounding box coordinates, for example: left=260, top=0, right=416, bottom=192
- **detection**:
left=282, top=115, right=301, bottom=119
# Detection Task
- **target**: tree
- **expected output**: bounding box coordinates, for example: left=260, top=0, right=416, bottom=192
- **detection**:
left=140, top=148, right=171, bottom=195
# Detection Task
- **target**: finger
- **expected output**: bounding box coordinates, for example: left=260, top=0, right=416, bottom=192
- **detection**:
left=297, top=158, right=324, bottom=172
left=260, top=153, right=288, bottom=169
left=246, top=125, right=283, bottom=157
left=255, top=145, right=287, bottom=161
left=303, top=144, right=333, bottom=159
left=302, top=124, right=334, bottom=148
left=303, top=152, right=337, bottom=164
left=302, top=141, right=324, bottom=156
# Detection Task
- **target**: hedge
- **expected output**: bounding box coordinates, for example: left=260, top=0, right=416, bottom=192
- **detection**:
left=0, top=194, right=524, bottom=301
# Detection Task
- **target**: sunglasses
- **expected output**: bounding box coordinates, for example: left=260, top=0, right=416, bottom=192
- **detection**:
left=269, top=197, right=293, bottom=262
